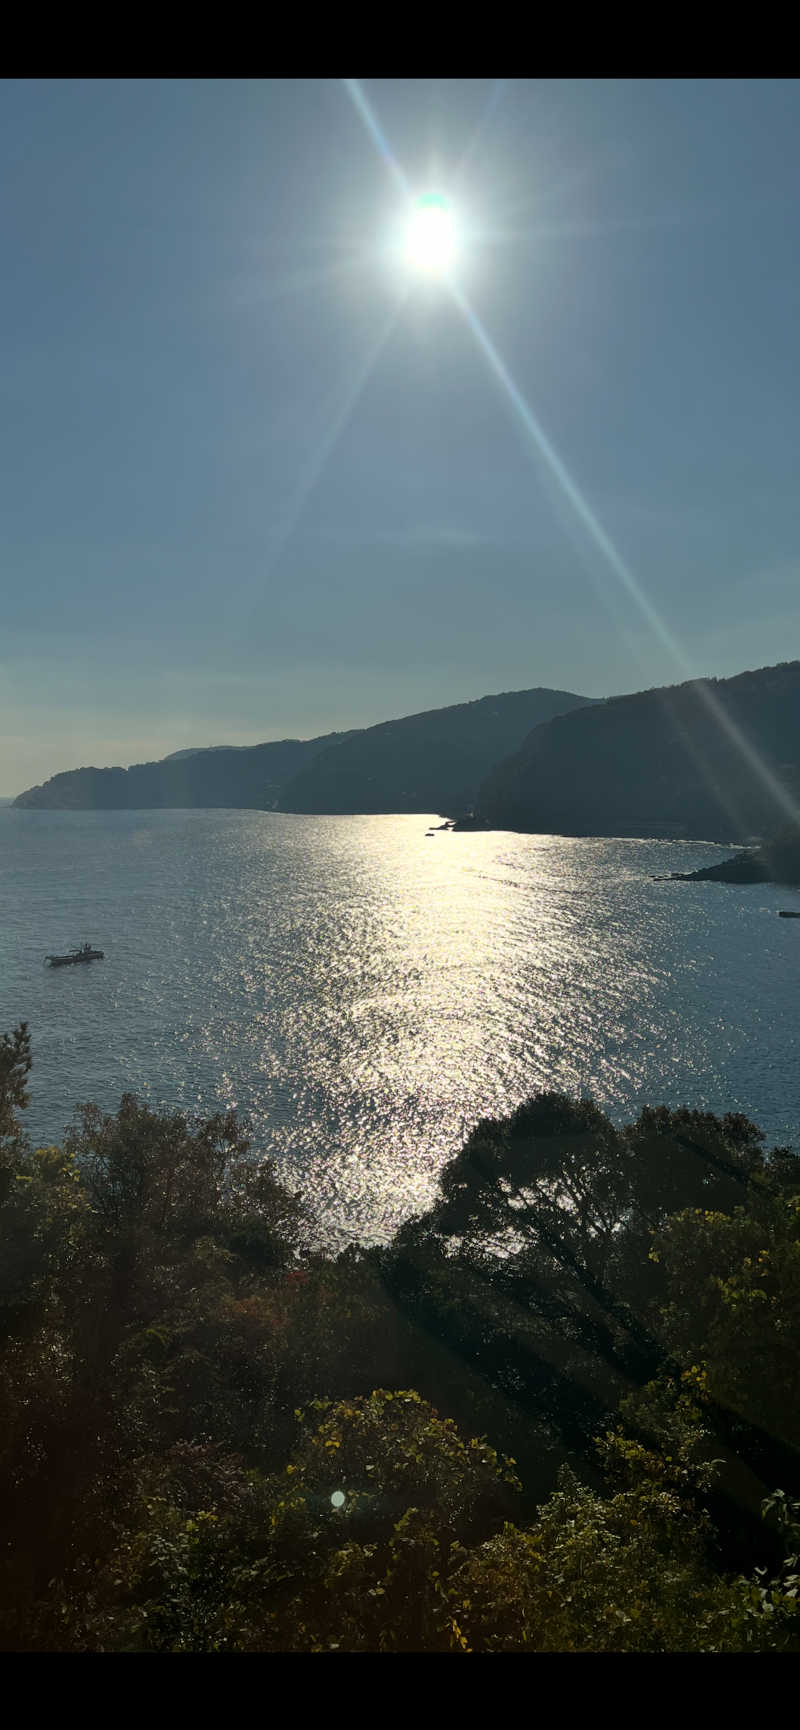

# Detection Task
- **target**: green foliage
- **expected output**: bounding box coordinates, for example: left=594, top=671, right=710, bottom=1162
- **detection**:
left=0, top=1022, right=31, bottom=1160
left=2, top=1027, right=800, bottom=1650
left=0, top=1081, right=308, bottom=1647
left=81, top=1393, right=517, bottom=1653
left=377, top=1094, right=778, bottom=1499
left=448, top=1474, right=711, bottom=1651
left=650, top=1188, right=800, bottom=1454
left=65, top=1092, right=304, bottom=1259
left=290, top=1388, right=519, bottom=1531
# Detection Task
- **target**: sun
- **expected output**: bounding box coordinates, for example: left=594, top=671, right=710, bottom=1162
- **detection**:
left=403, top=192, right=459, bottom=277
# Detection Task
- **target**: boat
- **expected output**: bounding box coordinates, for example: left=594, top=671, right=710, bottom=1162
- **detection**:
left=45, top=944, right=105, bottom=967
left=778, top=911, right=800, bottom=920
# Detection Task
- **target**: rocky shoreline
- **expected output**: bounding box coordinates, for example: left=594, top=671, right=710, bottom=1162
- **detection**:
left=657, top=833, right=800, bottom=886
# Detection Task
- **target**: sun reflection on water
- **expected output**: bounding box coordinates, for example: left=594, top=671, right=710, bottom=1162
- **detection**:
left=3, top=809, right=798, bottom=1251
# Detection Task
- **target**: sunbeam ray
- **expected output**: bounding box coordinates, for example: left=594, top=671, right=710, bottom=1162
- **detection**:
left=449, top=282, right=800, bottom=833
left=455, top=79, right=508, bottom=183
left=450, top=282, right=687, bottom=660
left=343, top=80, right=412, bottom=202
left=339, top=77, right=800, bottom=837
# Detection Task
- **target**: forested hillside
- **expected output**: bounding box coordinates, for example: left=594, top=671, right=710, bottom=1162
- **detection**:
left=481, top=662, right=800, bottom=841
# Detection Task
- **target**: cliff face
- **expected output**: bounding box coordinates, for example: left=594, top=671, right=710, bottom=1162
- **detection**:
left=480, top=662, right=800, bottom=843
left=276, top=688, right=595, bottom=816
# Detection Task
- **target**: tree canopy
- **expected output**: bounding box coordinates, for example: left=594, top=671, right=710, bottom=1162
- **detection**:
left=1, top=1024, right=799, bottom=1651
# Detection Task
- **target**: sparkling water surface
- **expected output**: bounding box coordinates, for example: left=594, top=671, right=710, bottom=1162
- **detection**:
left=1, top=808, right=798, bottom=1246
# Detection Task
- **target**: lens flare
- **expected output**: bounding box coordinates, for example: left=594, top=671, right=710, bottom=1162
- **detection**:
left=342, top=79, right=800, bottom=838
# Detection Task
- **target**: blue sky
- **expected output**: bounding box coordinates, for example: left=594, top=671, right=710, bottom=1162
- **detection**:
left=2, top=78, right=799, bottom=792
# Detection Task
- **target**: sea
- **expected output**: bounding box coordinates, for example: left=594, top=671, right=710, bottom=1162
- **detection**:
left=1, top=807, right=798, bottom=1247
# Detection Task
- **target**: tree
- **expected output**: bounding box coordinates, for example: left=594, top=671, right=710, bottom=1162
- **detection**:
left=0, top=1077, right=308, bottom=1648
left=84, top=1391, right=519, bottom=1653
left=381, top=1097, right=778, bottom=1468
left=0, top=1022, right=31, bottom=1165
left=650, top=1187, right=800, bottom=1462
left=3, top=1024, right=799, bottom=1651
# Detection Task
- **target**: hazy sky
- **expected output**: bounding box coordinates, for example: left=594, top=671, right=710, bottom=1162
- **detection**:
left=3, top=78, right=800, bottom=792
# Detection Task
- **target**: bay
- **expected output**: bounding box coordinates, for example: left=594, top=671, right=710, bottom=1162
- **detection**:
left=1, top=807, right=798, bottom=1246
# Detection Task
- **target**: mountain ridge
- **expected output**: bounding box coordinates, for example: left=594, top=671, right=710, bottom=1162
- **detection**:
left=276, top=686, right=596, bottom=816
left=13, top=686, right=594, bottom=814
left=12, top=733, right=352, bottom=812
left=479, top=660, right=800, bottom=843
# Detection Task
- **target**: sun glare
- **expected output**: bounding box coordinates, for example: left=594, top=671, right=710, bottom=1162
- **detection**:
left=403, top=193, right=458, bottom=277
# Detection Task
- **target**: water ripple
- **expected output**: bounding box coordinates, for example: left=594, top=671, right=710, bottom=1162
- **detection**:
left=1, top=809, right=799, bottom=1246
